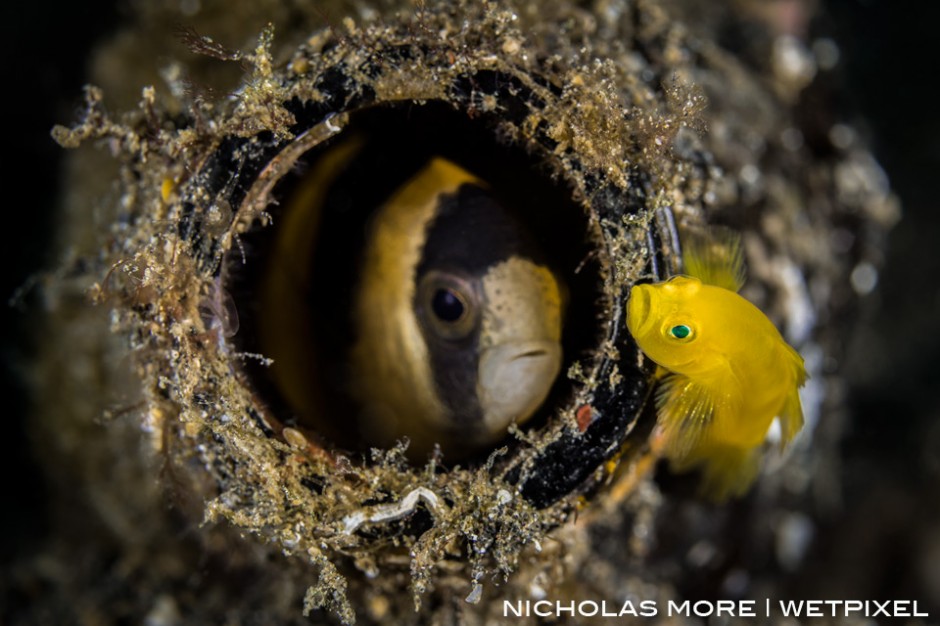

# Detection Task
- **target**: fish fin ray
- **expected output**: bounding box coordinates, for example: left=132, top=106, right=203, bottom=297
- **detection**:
left=656, top=374, right=717, bottom=461
left=778, top=342, right=808, bottom=448
left=783, top=341, right=809, bottom=387
left=778, top=387, right=805, bottom=449
left=682, top=227, right=746, bottom=292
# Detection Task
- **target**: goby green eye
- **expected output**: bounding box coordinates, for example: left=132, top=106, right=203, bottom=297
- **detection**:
left=669, top=324, right=692, bottom=339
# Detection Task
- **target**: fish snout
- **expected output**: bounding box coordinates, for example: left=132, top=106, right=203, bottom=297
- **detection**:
left=627, top=284, right=654, bottom=338
left=477, top=340, right=562, bottom=436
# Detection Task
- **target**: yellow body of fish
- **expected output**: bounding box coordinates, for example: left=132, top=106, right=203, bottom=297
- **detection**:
left=626, top=232, right=807, bottom=500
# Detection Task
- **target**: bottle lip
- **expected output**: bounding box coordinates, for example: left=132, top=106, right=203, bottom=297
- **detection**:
left=197, top=89, right=659, bottom=509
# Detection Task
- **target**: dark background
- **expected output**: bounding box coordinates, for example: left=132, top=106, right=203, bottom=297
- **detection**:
left=1, top=1, right=122, bottom=561
left=2, top=0, right=938, bottom=608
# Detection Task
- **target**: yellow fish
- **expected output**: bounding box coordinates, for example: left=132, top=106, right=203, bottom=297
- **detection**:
left=626, top=230, right=807, bottom=500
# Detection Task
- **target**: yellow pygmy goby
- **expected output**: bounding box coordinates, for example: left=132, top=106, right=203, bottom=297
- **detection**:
left=350, top=158, right=565, bottom=458
left=626, top=230, right=807, bottom=500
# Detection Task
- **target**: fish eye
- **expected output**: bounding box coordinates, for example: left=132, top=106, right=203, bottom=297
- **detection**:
left=668, top=324, right=693, bottom=340
left=419, top=271, right=478, bottom=339
left=432, top=288, right=466, bottom=322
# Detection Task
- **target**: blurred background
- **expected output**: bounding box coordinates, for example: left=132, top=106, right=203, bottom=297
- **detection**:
left=2, top=0, right=937, bottom=613
left=2, top=0, right=121, bottom=563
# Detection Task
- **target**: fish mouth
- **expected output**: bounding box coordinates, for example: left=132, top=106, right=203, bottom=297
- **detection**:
left=626, top=285, right=653, bottom=338
left=477, top=340, right=562, bottom=434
